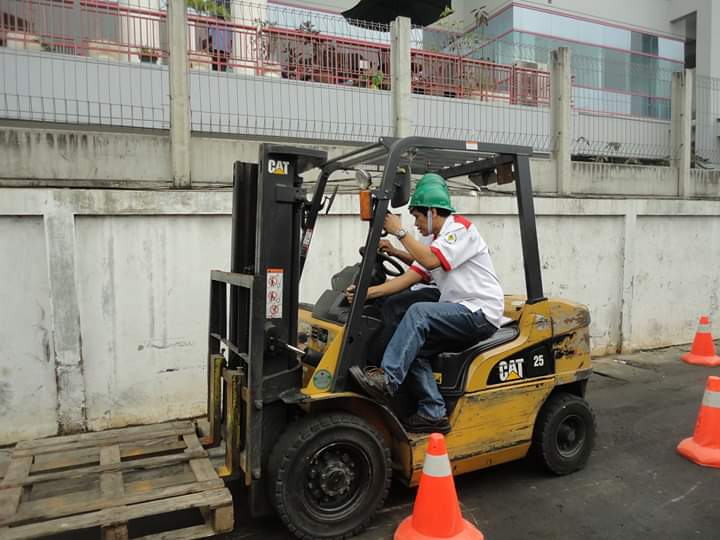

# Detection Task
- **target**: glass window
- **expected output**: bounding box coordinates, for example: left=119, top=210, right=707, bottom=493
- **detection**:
left=601, top=25, right=630, bottom=50
left=485, top=7, right=513, bottom=40
left=631, top=32, right=658, bottom=55
left=603, top=49, right=628, bottom=92
left=513, top=7, right=552, bottom=36
left=658, top=38, right=684, bottom=61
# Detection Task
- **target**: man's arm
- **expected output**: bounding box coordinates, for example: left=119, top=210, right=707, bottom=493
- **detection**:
left=398, top=234, right=442, bottom=270
left=379, top=239, right=414, bottom=266
left=383, top=214, right=442, bottom=270
left=346, top=270, right=422, bottom=303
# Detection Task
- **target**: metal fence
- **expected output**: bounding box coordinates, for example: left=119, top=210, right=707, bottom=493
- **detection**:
left=571, top=54, right=675, bottom=161
left=186, top=0, right=392, bottom=139
left=695, top=75, right=720, bottom=166
left=1, top=0, right=169, bottom=128
left=0, top=0, right=700, bottom=160
left=188, top=68, right=392, bottom=140
left=411, top=31, right=552, bottom=151
left=0, top=47, right=170, bottom=128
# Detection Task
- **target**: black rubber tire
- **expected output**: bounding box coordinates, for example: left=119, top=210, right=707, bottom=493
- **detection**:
left=266, top=412, right=392, bottom=540
left=530, top=392, right=596, bottom=475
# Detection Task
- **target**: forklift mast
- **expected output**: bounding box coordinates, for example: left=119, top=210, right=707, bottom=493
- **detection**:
left=205, top=145, right=326, bottom=515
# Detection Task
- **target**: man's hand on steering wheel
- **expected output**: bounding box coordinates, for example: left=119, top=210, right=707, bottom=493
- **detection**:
left=376, top=249, right=405, bottom=277
left=379, top=239, right=399, bottom=258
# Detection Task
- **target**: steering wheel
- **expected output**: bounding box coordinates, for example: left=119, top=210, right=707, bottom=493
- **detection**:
left=377, top=250, right=405, bottom=277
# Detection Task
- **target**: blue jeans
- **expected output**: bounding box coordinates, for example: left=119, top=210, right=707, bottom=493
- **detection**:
left=382, top=302, right=498, bottom=419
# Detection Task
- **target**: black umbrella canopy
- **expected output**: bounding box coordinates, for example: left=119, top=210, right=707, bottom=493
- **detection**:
left=342, top=0, right=451, bottom=28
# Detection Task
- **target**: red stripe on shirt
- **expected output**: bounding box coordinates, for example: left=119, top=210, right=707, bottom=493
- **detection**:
left=430, top=246, right=451, bottom=271
left=454, top=215, right=472, bottom=229
left=410, top=264, right=431, bottom=282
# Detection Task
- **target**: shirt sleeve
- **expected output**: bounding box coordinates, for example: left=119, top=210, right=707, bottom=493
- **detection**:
left=410, top=263, right=432, bottom=283
left=430, top=223, right=479, bottom=271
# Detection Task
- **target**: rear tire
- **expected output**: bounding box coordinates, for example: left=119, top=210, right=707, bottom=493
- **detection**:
left=530, top=392, right=596, bottom=475
left=267, top=412, right=392, bottom=540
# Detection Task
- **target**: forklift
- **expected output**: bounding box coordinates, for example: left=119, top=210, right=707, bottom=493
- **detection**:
left=203, top=137, right=596, bottom=539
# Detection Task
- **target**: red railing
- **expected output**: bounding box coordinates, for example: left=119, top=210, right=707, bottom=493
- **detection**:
left=186, top=17, right=392, bottom=88
left=185, top=15, right=550, bottom=104
left=1, top=0, right=549, bottom=103
left=410, top=49, right=550, bottom=105
left=1, top=0, right=167, bottom=60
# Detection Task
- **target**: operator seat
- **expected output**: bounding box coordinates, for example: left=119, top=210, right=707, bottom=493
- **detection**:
left=430, top=323, right=520, bottom=396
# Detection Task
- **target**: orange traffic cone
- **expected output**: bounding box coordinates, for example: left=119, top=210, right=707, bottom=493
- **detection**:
left=681, top=316, right=720, bottom=367
left=677, top=376, right=720, bottom=468
left=395, top=433, right=484, bottom=540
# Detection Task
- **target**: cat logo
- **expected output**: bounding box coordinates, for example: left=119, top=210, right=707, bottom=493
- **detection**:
left=268, top=159, right=290, bottom=176
left=498, top=358, right=524, bottom=382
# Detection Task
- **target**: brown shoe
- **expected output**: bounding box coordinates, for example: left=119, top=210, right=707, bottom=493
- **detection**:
left=349, top=366, right=393, bottom=405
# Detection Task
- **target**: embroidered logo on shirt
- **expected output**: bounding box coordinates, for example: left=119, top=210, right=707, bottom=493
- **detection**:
left=445, top=232, right=457, bottom=244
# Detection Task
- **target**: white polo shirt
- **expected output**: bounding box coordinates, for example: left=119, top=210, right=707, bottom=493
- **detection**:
left=410, top=215, right=505, bottom=328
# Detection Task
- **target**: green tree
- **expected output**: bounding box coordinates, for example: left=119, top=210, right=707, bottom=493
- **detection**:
left=186, top=0, right=229, bottom=19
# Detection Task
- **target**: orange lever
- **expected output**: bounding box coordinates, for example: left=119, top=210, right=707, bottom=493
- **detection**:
left=359, top=190, right=372, bottom=221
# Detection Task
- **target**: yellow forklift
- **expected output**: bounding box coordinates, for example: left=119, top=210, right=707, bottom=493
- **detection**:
left=204, top=137, right=596, bottom=539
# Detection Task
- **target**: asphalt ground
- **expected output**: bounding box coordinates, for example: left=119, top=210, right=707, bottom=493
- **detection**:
left=223, top=344, right=720, bottom=540
left=2, top=344, right=717, bottom=539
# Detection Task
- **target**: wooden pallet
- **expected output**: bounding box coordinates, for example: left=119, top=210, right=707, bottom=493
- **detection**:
left=0, top=421, right=234, bottom=540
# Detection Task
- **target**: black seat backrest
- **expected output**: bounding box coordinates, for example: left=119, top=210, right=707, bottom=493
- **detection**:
left=430, top=325, right=520, bottom=396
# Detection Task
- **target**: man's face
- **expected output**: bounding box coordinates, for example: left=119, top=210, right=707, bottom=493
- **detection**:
left=411, top=209, right=432, bottom=236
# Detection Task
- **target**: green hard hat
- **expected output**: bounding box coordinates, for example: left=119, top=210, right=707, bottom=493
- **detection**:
left=409, top=173, right=455, bottom=213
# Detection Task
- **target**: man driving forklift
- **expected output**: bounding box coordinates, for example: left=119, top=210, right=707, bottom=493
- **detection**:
left=361, top=175, right=451, bottom=365
left=349, top=173, right=506, bottom=433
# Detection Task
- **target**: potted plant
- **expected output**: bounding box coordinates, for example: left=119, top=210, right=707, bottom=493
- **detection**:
left=368, top=70, right=384, bottom=90
left=139, top=46, right=160, bottom=64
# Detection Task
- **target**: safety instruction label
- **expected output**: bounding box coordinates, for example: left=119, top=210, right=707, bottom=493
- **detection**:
left=266, top=268, right=283, bottom=319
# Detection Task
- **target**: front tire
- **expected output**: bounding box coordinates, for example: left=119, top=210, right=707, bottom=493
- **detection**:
left=530, top=392, right=596, bottom=475
left=267, top=412, right=392, bottom=540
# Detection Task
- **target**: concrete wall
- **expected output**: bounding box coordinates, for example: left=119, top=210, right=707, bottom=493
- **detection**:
left=2, top=187, right=719, bottom=444
left=690, top=169, right=720, bottom=198
left=0, top=216, right=57, bottom=442
left=4, top=124, right=719, bottom=198
left=570, top=162, right=678, bottom=197
left=0, top=125, right=356, bottom=186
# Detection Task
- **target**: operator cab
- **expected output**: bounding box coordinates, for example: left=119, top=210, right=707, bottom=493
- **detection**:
left=298, top=138, right=535, bottom=399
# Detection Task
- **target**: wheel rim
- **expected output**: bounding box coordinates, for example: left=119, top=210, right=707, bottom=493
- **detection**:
left=303, top=441, right=372, bottom=522
left=556, top=414, right=586, bottom=459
